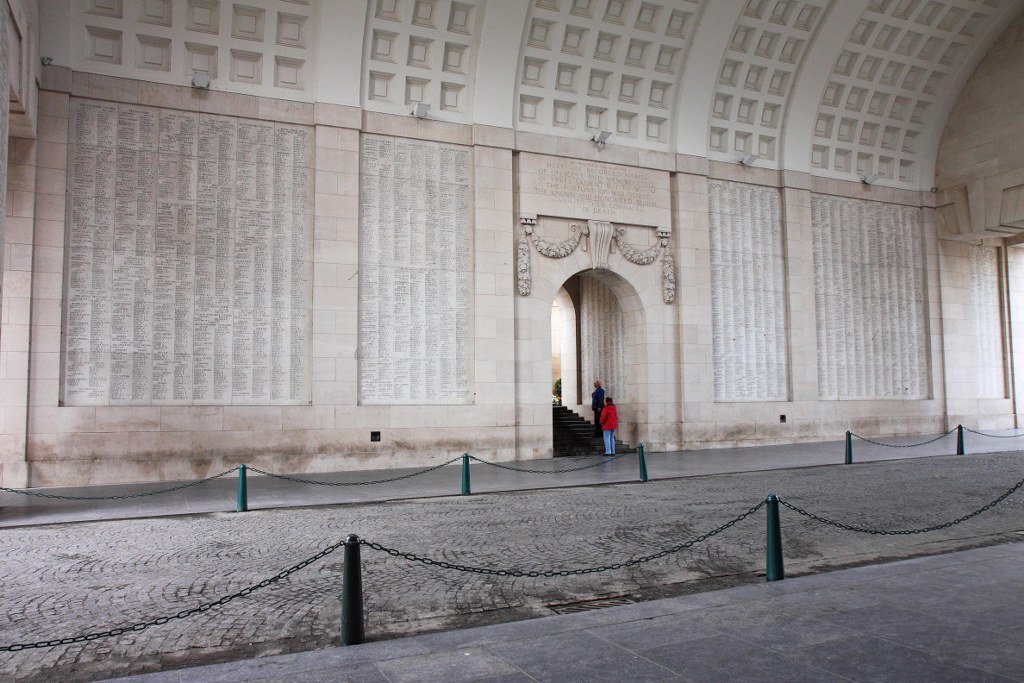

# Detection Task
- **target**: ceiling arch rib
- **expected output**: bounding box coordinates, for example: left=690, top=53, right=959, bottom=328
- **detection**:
left=706, top=0, right=834, bottom=168
left=782, top=0, right=871, bottom=172
left=361, top=0, right=486, bottom=124
left=674, top=0, right=744, bottom=158
left=514, top=0, right=706, bottom=151
left=807, top=0, right=1020, bottom=190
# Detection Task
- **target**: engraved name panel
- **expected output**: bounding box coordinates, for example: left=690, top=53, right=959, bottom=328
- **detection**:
left=63, top=99, right=312, bottom=406
left=811, top=195, right=928, bottom=400
left=359, top=135, right=473, bottom=404
left=970, top=245, right=1004, bottom=398
left=708, top=181, right=788, bottom=402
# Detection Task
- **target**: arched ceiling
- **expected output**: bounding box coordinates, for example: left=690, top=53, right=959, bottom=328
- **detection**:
left=357, top=0, right=1022, bottom=189
left=43, top=0, right=1024, bottom=190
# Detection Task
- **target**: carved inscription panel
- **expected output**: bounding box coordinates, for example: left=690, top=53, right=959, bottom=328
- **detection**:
left=63, top=99, right=313, bottom=406
left=970, top=245, right=1004, bottom=398
left=812, top=196, right=928, bottom=400
left=708, top=181, right=788, bottom=402
left=359, top=135, right=473, bottom=404
left=519, top=153, right=670, bottom=227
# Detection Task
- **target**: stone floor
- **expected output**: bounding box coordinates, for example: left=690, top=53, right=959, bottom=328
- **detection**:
left=0, top=428, right=1008, bottom=528
left=1, top=433, right=1023, bottom=681
left=109, top=541, right=1024, bottom=682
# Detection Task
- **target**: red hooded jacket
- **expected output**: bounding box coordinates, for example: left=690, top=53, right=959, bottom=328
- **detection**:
left=599, top=404, right=618, bottom=430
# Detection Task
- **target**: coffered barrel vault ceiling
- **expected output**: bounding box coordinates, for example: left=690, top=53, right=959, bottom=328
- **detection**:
left=47, top=0, right=1023, bottom=190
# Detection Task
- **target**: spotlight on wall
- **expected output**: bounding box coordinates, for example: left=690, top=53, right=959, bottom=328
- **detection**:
left=191, top=72, right=211, bottom=89
left=861, top=173, right=881, bottom=185
left=591, top=130, right=612, bottom=148
left=738, top=154, right=760, bottom=166
left=411, top=103, right=430, bottom=118
left=40, top=56, right=54, bottom=66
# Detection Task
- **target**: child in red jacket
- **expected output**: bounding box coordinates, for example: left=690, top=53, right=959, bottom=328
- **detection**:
left=600, top=397, right=618, bottom=455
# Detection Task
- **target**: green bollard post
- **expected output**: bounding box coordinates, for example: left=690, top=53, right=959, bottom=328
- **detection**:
left=341, top=534, right=365, bottom=646
left=236, top=464, right=248, bottom=512
left=461, top=453, right=471, bottom=496
left=956, top=424, right=965, bottom=456
left=765, top=493, right=784, bottom=582
left=844, top=431, right=853, bottom=465
left=637, top=443, right=649, bottom=482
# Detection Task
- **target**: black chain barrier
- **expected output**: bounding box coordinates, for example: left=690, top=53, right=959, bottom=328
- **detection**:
left=963, top=427, right=1024, bottom=439
left=247, top=457, right=463, bottom=486
left=361, top=500, right=766, bottom=577
left=850, top=428, right=956, bottom=449
left=0, top=537, right=346, bottom=653
left=779, top=473, right=1024, bottom=535
left=467, top=453, right=627, bottom=474
left=0, top=468, right=240, bottom=501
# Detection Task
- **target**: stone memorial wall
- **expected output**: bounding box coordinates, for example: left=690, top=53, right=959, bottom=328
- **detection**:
left=358, top=134, right=473, bottom=404
left=970, top=245, right=1005, bottom=398
left=0, top=6, right=7, bottom=258
left=580, top=275, right=626, bottom=405
left=812, top=195, right=928, bottom=400
left=708, top=181, right=788, bottom=402
left=62, top=99, right=313, bottom=406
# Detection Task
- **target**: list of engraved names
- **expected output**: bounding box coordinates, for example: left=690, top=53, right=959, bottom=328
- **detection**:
left=359, top=135, right=472, bottom=404
left=812, top=196, right=927, bottom=400
left=63, top=99, right=313, bottom=405
left=708, top=181, right=788, bottom=402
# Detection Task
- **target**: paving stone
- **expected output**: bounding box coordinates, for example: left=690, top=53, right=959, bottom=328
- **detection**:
left=486, top=631, right=677, bottom=682
left=1, top=451, right=1023, bottom=681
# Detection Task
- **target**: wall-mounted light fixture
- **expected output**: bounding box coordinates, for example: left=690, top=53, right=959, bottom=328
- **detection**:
left=191, top=73, right=211, bottom=89
left=411, top=103, right=430, bottom=118
left=738, top=154, right=760, bottom=166
left=861, top=173, right=881, bottom=185
left=591, top=130, right=611, bottom=148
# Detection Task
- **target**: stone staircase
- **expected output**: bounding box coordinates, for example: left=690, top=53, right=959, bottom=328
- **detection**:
left=552, top=405, right=633, bottom=457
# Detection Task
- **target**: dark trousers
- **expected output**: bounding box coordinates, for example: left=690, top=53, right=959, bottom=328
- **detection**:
left=593, top=407, right=602, bottom=436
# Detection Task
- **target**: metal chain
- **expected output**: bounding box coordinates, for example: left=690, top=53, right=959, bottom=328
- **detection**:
left=361, top=501, right=766, bottom=577
left=247, top=457, right=463, bottom=486
left=963, top=427, right=1024, bottom=439
left=467, top=453, right=628, bottom=474
left=850, top=428, right=956, bottom=448
left=0, top=468, right=240, bottom=501
left=779, top=475, right=1024, bottom=535
left=0, top=538, right=345, bottom=652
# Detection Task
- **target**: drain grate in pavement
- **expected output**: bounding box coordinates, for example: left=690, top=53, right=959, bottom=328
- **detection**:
left=548, top=597, right=637, bottom=614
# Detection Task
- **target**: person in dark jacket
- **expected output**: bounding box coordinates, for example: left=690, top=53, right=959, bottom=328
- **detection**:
left=600, top=396, right=618, bottom=455
left=591, top=380, right=605, bottom=436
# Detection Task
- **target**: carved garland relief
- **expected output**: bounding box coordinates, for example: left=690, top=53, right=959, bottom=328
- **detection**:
left=517, top=216, right=676, bottom=303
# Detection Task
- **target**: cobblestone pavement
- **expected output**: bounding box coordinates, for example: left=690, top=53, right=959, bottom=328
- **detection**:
left=2, top=452, right=1023, bottom=682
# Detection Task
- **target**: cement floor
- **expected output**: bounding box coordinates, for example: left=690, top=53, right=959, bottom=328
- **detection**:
left=1, top=432, right=1023, bottom=681
left=108, top=541, right=1024, bottom=682
left=1, top=428, right=1014, bottom=528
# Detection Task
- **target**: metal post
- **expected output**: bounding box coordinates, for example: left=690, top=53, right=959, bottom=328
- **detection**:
left=765, top=494, right=784, bottom=582
left=637, top=443, right=649, bottom=483
left=956, top=424, right=965, bottom=456
left=461, top=453, right=471, bottom=496
left=844, top=431, right=853, bottom=465
left=236, top=464, right=248, bottom=512
left=341, top=534, right=365, bottom=646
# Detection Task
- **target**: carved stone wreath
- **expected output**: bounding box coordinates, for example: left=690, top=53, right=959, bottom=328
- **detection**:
left=517, top=218, right=675, bottom=304
left=516, top=232, right=532, bottom=296
left=531, top=223, right=587, bottom=258
left=662, top=252, right=676, bottom=304
left=613, top=227, right=662, bottom=266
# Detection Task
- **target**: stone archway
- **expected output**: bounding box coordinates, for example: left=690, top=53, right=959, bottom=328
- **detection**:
left=513, top=204, right=680, bottom=460
left=550, top=269, right=644, bottom=455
